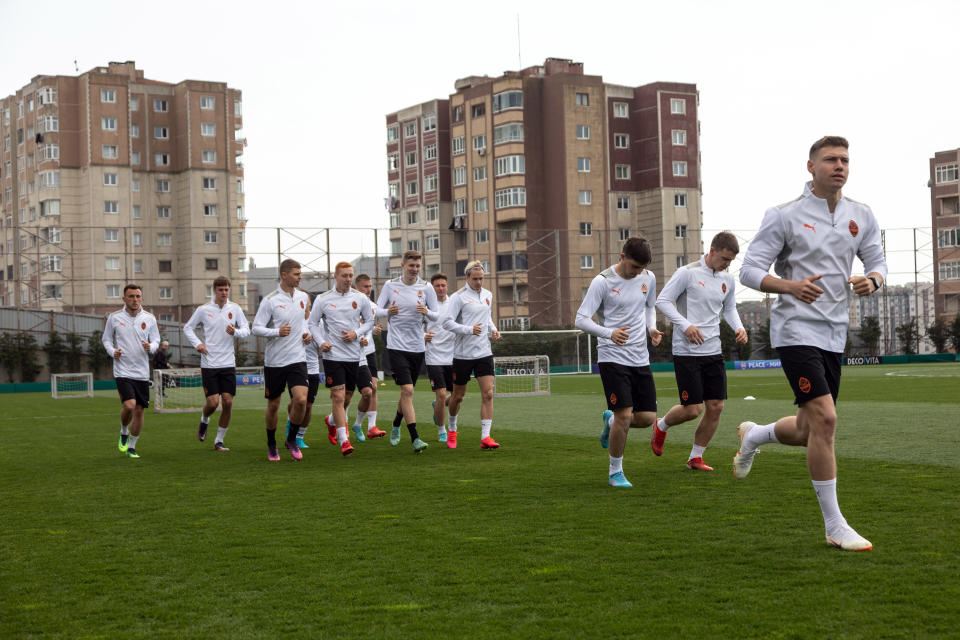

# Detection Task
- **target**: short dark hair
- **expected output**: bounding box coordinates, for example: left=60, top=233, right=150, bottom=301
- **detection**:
left=402, top=250, right=422, bottom=263
left=621, top=237, right=651, bottom=266
left=354, top=273, right=371, bottom=284
left=809, top=136, right=849, bottom=160
left=430, top=272, right=448, bottom=283
left=279, top=259, right=301, bottom=275
left=710, top=231, right=739, bottom=255
left=213, top=276, right=231, bottom=289
left=123, top=283, right=142, bottom=295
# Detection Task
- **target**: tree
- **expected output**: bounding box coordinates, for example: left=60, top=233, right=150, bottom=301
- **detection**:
left=926, top=319, right=950, bottom=354
left=895, top=319, right=919, bottom=355
left=753, top=318, right=776, bottom=359
left=950, top=315, right=960, bottom=354
left=652, top=320, right=673, bottom=363
left=0, top=333, right=20, bottom=382
left=65, top=333, right=86, bottom=371
left=17, top=333, right=42, bottom=382
left=859, top=316, right=882, bottom=354
left=43, top=330, right=68, bottom=375
left=87, top=331, right=113, bottom=378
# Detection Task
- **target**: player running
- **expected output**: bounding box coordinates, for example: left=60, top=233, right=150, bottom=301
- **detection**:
left=287, top=317, right=322, bottom=450
left=652, top=232, right=747, bottom=471
left=183, top=276, right=251, bottom=452
left=349, top=273, right=386, bottom=440
left=102, top=283, right=161, bottom=459
left=575, top=238, right=662, bottom=487
left=424, top=272, right=455, bottom=443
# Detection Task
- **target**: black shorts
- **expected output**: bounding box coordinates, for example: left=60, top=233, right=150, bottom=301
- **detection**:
left=201, top=367, right=237, bottom=398
left=452, top=356, right=495, bottom=386
left=597, top=362, right=657, bottom=412
left=323, top=359, right=358, bottom=392
left=264, top=362, right=309, bottom=400
left=356, top=365, right=373, bottom=390
left=388, top=349, right=424, bottom=386
left=307, top=373, right=321, bottom=404
left=672, top=355, right=726, bottom=405
left=428, top=364, right=454, bottom=392
left=116, top=377, right=150, bottom=408
left=776, top=346, right=841, bottom=405
left=365, top=352, right=379, bottom=377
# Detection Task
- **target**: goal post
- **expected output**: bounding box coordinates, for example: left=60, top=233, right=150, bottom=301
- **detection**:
left=153, top=366, right=265, bottom=413
left=493, top=329, right=593, bottom=374
left=493, top=355, right=550, bottom=398
left=51, top=372, right=94, bottom=399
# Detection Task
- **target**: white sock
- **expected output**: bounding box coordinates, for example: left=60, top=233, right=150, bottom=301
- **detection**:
left=481, top=419, right=492, bottom=439
left=127, top=434, right=139, bottom=449
left=609, top=455, right=623, bottom=476
left=200, top=413, right=210, bottom=425
left=216, top=427, right=228, bottom=443
left=297, top=427, right=307, bottom=438
left=367, top=411, right=377, bottom=428
left=120, top=425, right=129, bottom=436
left=689, top=444, right=705, bottom=460
left=745, top=422, right=779, bottom=449
left=812, top=478, right=844, bottom=533
left=354, top=411, right=366, bottom=427
left=336, top=426, right=347, bottom=444
left=448, top=414, right=458, bottom=432
left=657, top=416, right=670, bottom=431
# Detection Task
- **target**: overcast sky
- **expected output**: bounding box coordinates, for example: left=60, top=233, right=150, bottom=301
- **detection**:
left=2, top=0, right=957, bottom=287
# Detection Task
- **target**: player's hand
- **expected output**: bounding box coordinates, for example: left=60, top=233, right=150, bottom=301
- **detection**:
left=373, top=324, right=383, bottom=335
left=416, top=302, right=428, bottom=315
left=141, top=340, right=151, bottom=351
left=388, top=302, right=399, bottom=316
left=196, top=344, right=209, bottom=355
left=684, top=325, right=704, bottom=345
left=341, top=330, right=357, bottom=343
left=610, top=326, right=630, bottom=345
left=113, top=349, right=123, bottom=359
left=649, top=327, right=664, bottom=347
left=491, top=329, right=501, bottom=340
left=320, top=341, right=332, bottom=352
left=278, top=322, right=292, bottom=337
left=735, top=328, right=749, bottom=344
left=424, top=331, right=434, bottom=343
left=848, top=275, right=876, bottom=297
left=360, top=336, right=368, bottom=347
left=225, top=324, right=236, bottom=335
left=472, top=323, right=482, bottom=336
left=791, top=275, right=824, bottom=304
left=302, top=332, right=312, bottom=344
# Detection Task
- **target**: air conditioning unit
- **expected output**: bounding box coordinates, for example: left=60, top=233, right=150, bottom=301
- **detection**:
left=477, top=148, right=486, bottom=157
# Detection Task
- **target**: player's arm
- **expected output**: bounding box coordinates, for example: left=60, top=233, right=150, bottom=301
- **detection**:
left=645, top=275, right=662, bottom=346
left=357, top=299, right=375, bottom=338
left=251, top=299, right=279, bottom=337
left=740, top=208, right=823, bottom=303
left=183, top=307, right=204, bottom=349
left=147, top=318, right=161, bottom=354
left=307, top=299, right=328, bottom=345
left=102, top=315, right=118, bottom=356
left=721, top=280, right=748, bottom=343
left=374, top=287, right=391, bottom=318
left=440, top=295, right=473, bottom=335
left=655, top=270, right=693, bottom=333
left=851, top=210, right=888, bottom=296
left=233, top=308, right=251, bottom=339
left=574, top=278, right=614, bottom=340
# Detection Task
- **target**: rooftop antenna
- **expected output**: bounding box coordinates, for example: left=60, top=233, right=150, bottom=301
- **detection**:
left=517, top=13, right=522, bottom=69
left=74, top=58, right=78, bottom=72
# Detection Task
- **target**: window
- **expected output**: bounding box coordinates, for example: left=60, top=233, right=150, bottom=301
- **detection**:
left=104, top=173, right=118, bottom=186
left=104, top=229, right=119, bottom=242
left=404, top=122, right=417, bottom=138
left=580, top=255, right=594, bottom=269
left=426, top=234, right=440, bottom=251
left=154, top=126, right=169, bottom=139
left=237, top=284, right=246, bottom=298
left=940, top=261, right=960, bottom=280
left=237, top=231, right=245, bottom=247
left=42, top=285, right=63, bottom=300
left=201, top=123, right=216, bottom=137
left=426, top=204, right=438, bottom=222
left=104, top=201, right=119, bottom=214
left=133, top=232, right=142, bottom=246
left=130, top=124, right=140, bottom=139
left=474, top=197, right=488, bottom=212
left=577, top=157, right=591, bottom=172
left=105, top=256, right=120, bottom=271
left=157, top=233, right=173, bottom=246
left=579, top=190, right=592, bottom=205
left=674, top=193, right=687, bottom=207
left=387, top=154, right=399, bottom=171
left=157, top=260, right=172, bottom=273
left=39, top=115, right=59, bottom=133
left=44, top=227, right=62, bottom=244
left=131, top=152, right=140, bottom=165
left=614, top=102, right=629, bottom=118
left=473, top=134, right=486, bottom=151
left=157, top=206, right=171, bottom=219
left=234, top=100, right=242, bottom=116
left=203, top=204, right=217, bottom=217
left=614, top=134, right=629, bottom=149
left=424, top=144, right=437, bottom=160
left=476, top=229, right=488, bottom=243
left=387, top=125, right=399, bottom=142
left=615, top=164, right=631, bottom=180
left=677, top=255, right=685, bottom=269
left=672, top=161, right=687, bottom=177
left=580, top=222, right=593, bottom=236
left=132, top=205, right=141, bottom=219
left=423, top=114, right=436, bottom=131
left=390, top=211, right=401, bottom=228
left=452, top=136, right=465, bottom=155
left=29, top=206, right=36, bottom=221
left=205, top=258, right=218, bottom=270
left=672, top=129, right=687, bottom=146
left=237, top=206, right=245, bottom=220
left=619, top=228, right=631, bottom=241
left=202, top=150, right=216, bottom=163
left=131, top=179, right=140, bottom=192
left=102, top=145, right=119, bottom=159
left=494, top=123, right=524, bottom=145
left=237, top=179, right=244, bottom=194
left=200, top=96, right=215, bottom=110
left=576, top=125, right=590, bottom=140
left=472, top=104, right=485, bottom=118
left=390, top=239, right=402, bottom=255
left=670, top=98, right=686, bottom=114
left=134, top=259, right=143, bottom=273
left=39, top=87, right=57, bottom=105
left=156, top=179, right=170, bottom=192
left=617, top=196, right=630, bottom=211
left=455, top=198, right=467, bottom=215
left=106, top=285, right=121, bottom=298
left=158, top=313, right=174, bottom=322
left=407, top=210, right=419, bottom=225
left=473, top=166, right=487, bottom=181
left=159, top=287, right=173, bottom=300
left=102, top=117, right=117, bottom=131
left=406, top=151, right=417, bottom=166
left=40, top=143, right=59, bottom=161
left=154, top=99, right=169, bottom=112
left=155, top=153, right=170, bottom=166
left=389, top=183, right=399, bottom=198
left=938, top=228, right=959, bottom=248
left=453, top=166, right=466, bottom=186
left=40, top=199, right=61, bottom=217
left=41, top=255, right=62, bottom=273
left=238, top=258, right=247, bottom=273
left=407, top=239, right=420, bottom=251
left=935, top=164, right=959, bottom=184
left=130, top=97, right=139, bottom=110
left=101, top=89, right=116, bottom=103
left=675, top=224, right=688, bottom=238
left=204, top=231, right=219, bottom=244
left=576, top=92, right=589, bottom=106
left=494, top=155, right=524, bottom=176
left=406, top=180, right=418, bottom=196
left=202, top=177, right=217, bottom=190
left=424, top=174, right=437, bottom=192
left=492, top=90, right=523, bottom=112
left=494, top=187, right=526, bottom=209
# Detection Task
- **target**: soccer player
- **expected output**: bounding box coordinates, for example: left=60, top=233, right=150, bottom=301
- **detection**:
left=350, top=273, right=386, bottom=440
left=287, top=304, right=321, bottom=450
left=102, top=284, right=160, bottom=459
left=441, top=262, right=501, bottom=450
left=652, top=232, right=748, bottom=471
left=375, top=250, right=438, bottom=453
left=183, top=276, right=251, bottom=451
left=575, top=238, right=662, bottom=487
left=252, top=259, right=312, bottom=462
left=309, top=262, right=374, bottom=457
left=736, top=136, right=886, bottom=551
left=424, top=272, right=455, bottom=443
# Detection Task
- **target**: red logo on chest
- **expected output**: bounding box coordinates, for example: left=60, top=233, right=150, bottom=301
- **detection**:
left=300, top=301, right=305, bottom=309
left=848, top=220, right=859, bottom=237
left=228, top=312, right=233, bottom=320
left=141, top=322, right=147, bottom=330
left=352, top=301, right=358, bottom=309
left=486, top=298, right=490, bottom=305
left=641, top=285, right=648, bottom=293
left=722, top=283, right=727, bottom=294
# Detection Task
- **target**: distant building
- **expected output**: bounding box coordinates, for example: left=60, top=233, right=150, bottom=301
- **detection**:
left=854, top=282, right=936, bottom=354
left=929, top=147, right=960, bottom=322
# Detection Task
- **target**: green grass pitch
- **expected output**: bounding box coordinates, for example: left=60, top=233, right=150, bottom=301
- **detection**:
left=2, top=363, right=958, bottom=638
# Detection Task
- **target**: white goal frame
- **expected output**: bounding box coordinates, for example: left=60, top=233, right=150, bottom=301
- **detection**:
left=153, top=366, right=265, bottom=413
left=51, top=372, right=94, bottom=399
left=493, top=355, right=551, bottom=398
left=496, top=329, right=593, bottom=375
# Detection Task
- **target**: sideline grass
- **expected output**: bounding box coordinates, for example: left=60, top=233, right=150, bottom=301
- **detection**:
left=1, top=363, right=958, bottom=638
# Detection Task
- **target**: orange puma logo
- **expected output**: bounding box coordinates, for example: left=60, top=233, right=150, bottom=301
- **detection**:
left=803, top=223, right=816, bottom=232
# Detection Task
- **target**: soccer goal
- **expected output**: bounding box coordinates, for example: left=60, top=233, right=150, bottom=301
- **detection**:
left=51, top=372, right=94, bottom=399
left=493, top=355, right=550, bottom=397
left=493, top=329, right=593, bottom=374
left=153, top=366, right=265, bottom=413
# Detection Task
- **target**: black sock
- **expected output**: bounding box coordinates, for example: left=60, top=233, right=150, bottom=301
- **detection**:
left=406, top=422, right=419, bottom=441
left=288, top=423, right=300, bottom=443
left=266, top=429, right=276, bottom=447
left=393, top=411, right=404, bottom=428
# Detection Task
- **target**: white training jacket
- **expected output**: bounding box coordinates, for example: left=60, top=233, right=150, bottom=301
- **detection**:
left=305, top=340, right=322, bottom=375
left=425, top=297, right=456, bottom=366
left=575, top=266, right=657, bottom=367
left=375, top=277, right=438, bottom=352
left=251, top=286, right=311, bottom=367
left=740, top=181, right=888, bottom=353
left=182, top=300, right=250, bottom=369
left=359, top=302, right=378, bottom=363
left=102, top=307, right=161, bottom=381
left=441, top=286, right=497, bottom=360
left=308, top=287, right=374, bottom=363
left=656, top=256, right=744, bottom=357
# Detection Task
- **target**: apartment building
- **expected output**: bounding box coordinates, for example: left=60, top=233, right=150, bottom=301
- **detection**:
left=929, top=148, right=960, bottom=321
left=386, top=58, right=701, bottom=329
left=0, top=61, right=247, bottom=321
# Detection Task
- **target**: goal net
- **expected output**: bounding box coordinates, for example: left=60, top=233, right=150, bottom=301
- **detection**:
left=493, top=355, right=550, bottom=397
left=51, top=372, right=94, bottom=399
left=493, top=330, right=593, bottom=374
left=153, top=367, right=265, bottom=413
